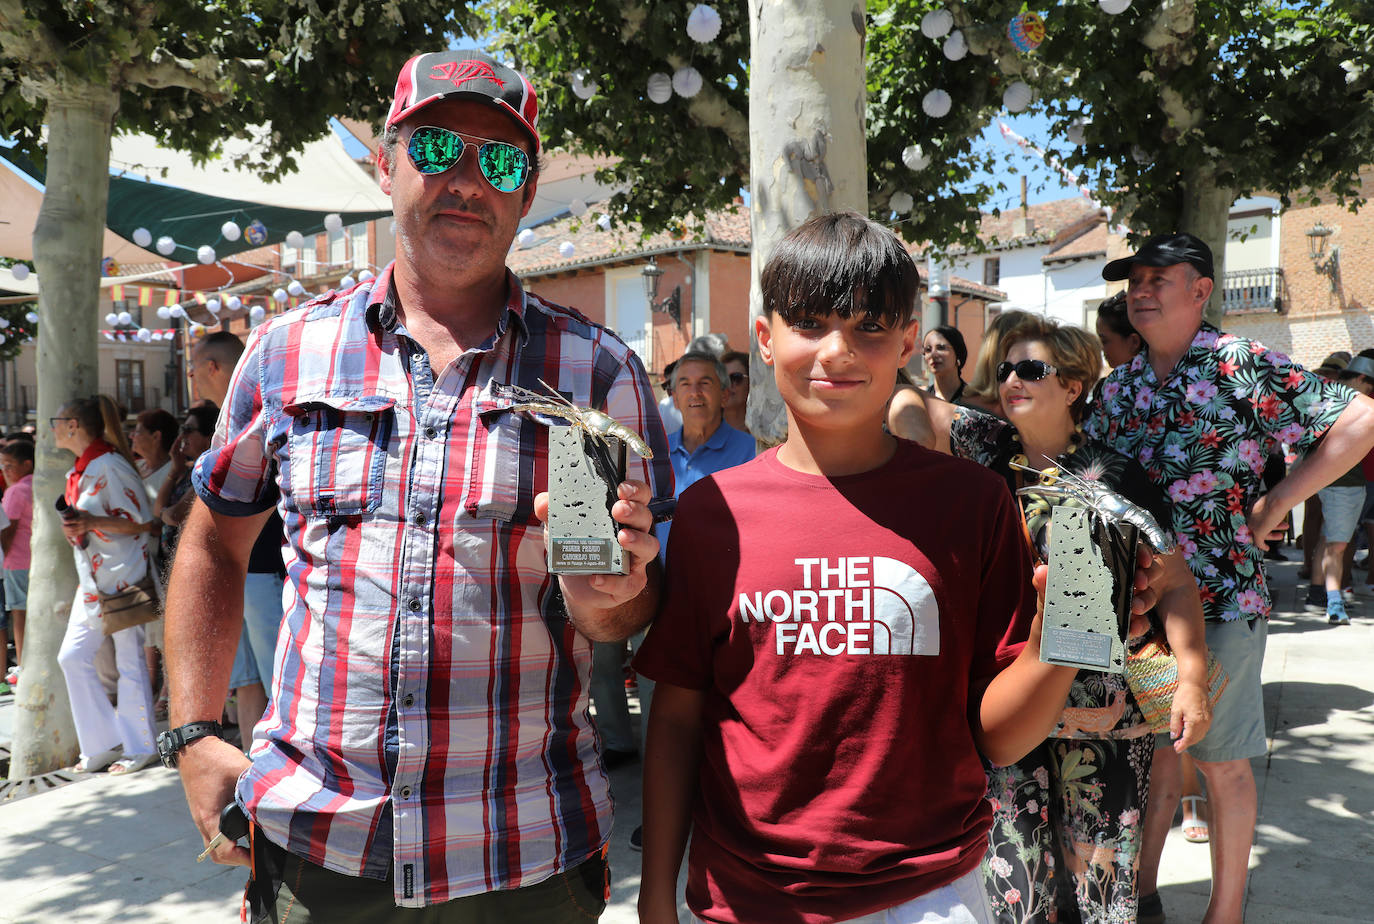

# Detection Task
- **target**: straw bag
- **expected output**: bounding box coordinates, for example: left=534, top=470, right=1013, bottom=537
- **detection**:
left=1125, top=634, right=1229, bottom=733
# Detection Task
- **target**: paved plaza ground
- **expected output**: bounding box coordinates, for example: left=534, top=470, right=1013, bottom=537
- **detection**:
left=0, top=553, right=1371, bottom=923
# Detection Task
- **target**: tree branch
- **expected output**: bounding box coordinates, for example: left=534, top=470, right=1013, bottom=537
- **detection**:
left=126, top=49, right=229, bottom=99
left=0, top=0, right=66, bottom=71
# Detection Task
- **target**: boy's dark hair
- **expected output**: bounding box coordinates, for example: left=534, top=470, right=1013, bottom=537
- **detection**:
left=760, top=211, right=917, bottom=327
left=0, top=439, right=33, bottom=465
left=1096, top=291, right=1137, bottom=339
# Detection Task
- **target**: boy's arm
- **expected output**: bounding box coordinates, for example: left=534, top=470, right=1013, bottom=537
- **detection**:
left=973, top=565, right=1078, bottom=767
left=638, top=680, right=705, bottom=924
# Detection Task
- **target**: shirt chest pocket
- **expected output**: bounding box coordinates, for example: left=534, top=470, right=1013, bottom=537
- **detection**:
left=468, top=386, right=542, bottom=523
left=282, top=395, right=397, bottom=517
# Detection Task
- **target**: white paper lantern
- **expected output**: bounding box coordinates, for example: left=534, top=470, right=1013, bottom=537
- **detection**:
left=220, top=220, right=242, bottom=242
left=517, top=228, right=537, bottom=248
left=105, top=312, right=119, bottom=326
left=10, top=264, right=29, bottom=281
left=890, top=191, right=915, bottom=213
left=287, top=280, right=305, bottom=297
left=206, top=298, right=221, bottom=314
left=285, top=230, right=305, bottom=249
left=568, top=199, right=589, bottom=218
left=673, top=66, right=704, bottom=98
left=137, top=327, right=152, bottom=342
left=323, top=213, right=343, bottom=233
left=922, top=89, right=952, bottom=118
left=597, top=214, right=612, bottom=230
left=156, top=306, right=172, bottom=320
left=942, top=30, right=968, bottom=60
left=1099, top=0, right=1132, bottom=13
left=132, top=227, right=153, bottom=248
left=340, top=275, right=356, bottom=289
left=0, top=318, right=10, bottom=329
left=571, top=69, right=598, bottom=100
left=116, top=310, right=132, bottom=326
left=686, top=4, right=722, bottom=43
left=647, top=72, right=673, bottom=104
left=156, top=235, right=177, bottom=256
left=1066, top=118, right=1089, bottom=145
left=559, top=241, right=576, bottom=259
left=272, top=288, right=288, bottom=303
left=920, top=9, right=954, bottom=38
left=226, top=295, right=242, bottom=312
left=902, top=145, right=931, bottom=171
left=249, top=305, right=267, bottom=324
left=24, top=311, right=38, bottom=324
left=357, top=269, right=375, bottom=282
left=1003, top=81, right=1033, bottom=113
left=169, top=305, right=186, bottom=319
left=197, top=244, right=217, bottom=264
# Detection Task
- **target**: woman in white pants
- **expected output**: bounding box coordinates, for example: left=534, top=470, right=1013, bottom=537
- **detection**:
left=53, top=395, right=158, bottom=774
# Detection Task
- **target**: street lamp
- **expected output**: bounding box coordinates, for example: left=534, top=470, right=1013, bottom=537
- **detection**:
left=640, top=256, right=682, bottom=325
left=1306, top=222, right=1341, bottom=293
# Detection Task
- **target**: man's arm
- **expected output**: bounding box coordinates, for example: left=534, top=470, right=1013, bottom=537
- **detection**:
left=1249, top=393, right=1374, bottom=548
left=164, top=500, right=272, bottom=867
left=1152, top=551, right=1211, bottom=751
left=638, top=681, right=704, bottom=924
left=534, top=480, right=662, bottom=642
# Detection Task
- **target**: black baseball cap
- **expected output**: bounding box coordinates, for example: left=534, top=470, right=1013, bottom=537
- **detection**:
left=386, top=50, right=541, bottom=153
left=1102, top=232, right=1214, bottom=281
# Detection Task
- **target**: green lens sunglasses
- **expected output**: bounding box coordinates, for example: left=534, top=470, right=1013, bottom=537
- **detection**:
left=406, top=125, right=531, bottom=192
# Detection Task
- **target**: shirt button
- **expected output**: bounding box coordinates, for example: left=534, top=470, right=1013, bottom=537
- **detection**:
left=412, top=513, right=426, bottom=527
left=408, top=598, right=421, bottom=612
left=424, top=426, right=438, bottom=439
left=399, top=786, right=412, bottom=800
left=402, top=693, right=415, bottom=708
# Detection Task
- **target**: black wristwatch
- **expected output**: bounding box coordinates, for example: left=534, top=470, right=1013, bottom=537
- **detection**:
left=157, top=721, right=225, bottom=768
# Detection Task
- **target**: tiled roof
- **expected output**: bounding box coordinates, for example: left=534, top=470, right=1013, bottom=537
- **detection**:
left=1044, top=222, right=1111, bottom=263
left=950, top=197, right=1104, bottom=253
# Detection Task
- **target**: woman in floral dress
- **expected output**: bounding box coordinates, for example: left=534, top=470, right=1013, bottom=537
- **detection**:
left=888, top=315, right=1212, bottom=923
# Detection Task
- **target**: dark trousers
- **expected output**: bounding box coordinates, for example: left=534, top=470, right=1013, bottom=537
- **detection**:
left=247, top=828, right=608, bottom=923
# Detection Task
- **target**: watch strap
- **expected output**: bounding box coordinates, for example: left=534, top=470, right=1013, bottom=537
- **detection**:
left=158, top=720, right=224, bottom=768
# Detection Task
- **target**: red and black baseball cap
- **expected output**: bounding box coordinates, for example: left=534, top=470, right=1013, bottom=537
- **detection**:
left=386, top=50, right=541, bottom=154
left=1102, top=232, right=1214, bottom=281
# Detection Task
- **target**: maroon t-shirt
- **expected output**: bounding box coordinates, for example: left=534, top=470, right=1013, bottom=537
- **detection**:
left=635, top=441, right=1036, bottom=924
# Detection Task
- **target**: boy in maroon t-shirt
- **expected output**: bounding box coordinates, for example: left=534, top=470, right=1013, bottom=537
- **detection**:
left=634, top=213, right=1087, bottom=924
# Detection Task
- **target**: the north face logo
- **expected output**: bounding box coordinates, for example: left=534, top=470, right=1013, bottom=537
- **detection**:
left=430, top=59, right=505, bottom=90
left=738, top=556, right=940, bottom=656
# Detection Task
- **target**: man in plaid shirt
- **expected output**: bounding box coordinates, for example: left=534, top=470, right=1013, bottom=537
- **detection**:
left=163, top=50, right=672, bottom=921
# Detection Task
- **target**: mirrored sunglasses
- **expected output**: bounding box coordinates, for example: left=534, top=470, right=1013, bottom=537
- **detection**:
left=406, top=125, right=531, bottom=193
left=996, top=359, right=1059, bottom=383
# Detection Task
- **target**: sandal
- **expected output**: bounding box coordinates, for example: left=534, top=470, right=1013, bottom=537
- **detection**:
left=70, top=746, right=122, bottom=773
left=108, top=753, right=158, bottom=775
left=1181, top=794, right=1210, bottom=843
left=1138, top=891, right=1166, bottom=924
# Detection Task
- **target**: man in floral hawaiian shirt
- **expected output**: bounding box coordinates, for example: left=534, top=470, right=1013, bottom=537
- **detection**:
left=1087, top=232, right=1374, bottom=924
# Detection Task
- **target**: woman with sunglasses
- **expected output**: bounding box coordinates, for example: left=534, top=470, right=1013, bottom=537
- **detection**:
left=889, top=315, right=1211, bottom=924
left=52, top=395, right=159, bottom=775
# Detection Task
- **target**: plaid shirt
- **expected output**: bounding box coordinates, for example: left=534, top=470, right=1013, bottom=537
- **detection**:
left=193, top=263, right=672, bottom=906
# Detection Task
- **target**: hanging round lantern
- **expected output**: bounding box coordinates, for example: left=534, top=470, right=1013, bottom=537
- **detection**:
left=340, top=275, right=356, bottom=290
left=920, top=9, right=954, bottom=38
left=597, top=214, right=612, bottom=231
left=902, top=145, right=931, bottom=171
left=1066, top=117, right=1089, bottom=145
left=206, top=298, right=221, bottom=314
left=156, top=235, right=177, bottom=256
left=358, top=269, right=375, bottom=282
left=24, top=311, right=38, bottom=324
left=1003, top=81, right=1034, bottom=113
left=137, top=327, right=152, bottom=342
left=922, top=89, right=952, bottom=118
left=244, top=220, right=268, bottom=246
left=272, top=288, right=288, bottom=303
left=0, top=318, right=10, bottom=330
left=646, top=72, right=673, bottom=104
left=287, top=280, right=305, bottom=297
left=569, top=198, right=589, bottom=218
left=890, top=191, right=915, bottom=214
left=11, top=264, right=30, bottom=281
left=517, top=228, right=537, bottom=248
left=559, top=241, right=576, bottom=259
left=1099, top=0, right=1132, bottom=13
left=197, top=244, right=217, bottom=264
left=323, top=213, right=344, bottom=233
left=942, top=30, right=968, bottom=60
left=132, top=227, right=153, bottom=248
left=101, top=257, right=119, bottom=277
left=673, top=66, right=704, bottom=98
left=169, top=305, right=186, bottom=319
left=105, top=312, right=119, bottom=326
left=221, top=220, right=242, bottom=242
left=249, top=305, right=267, bottom=324
left=686, top=4, right=722, bottom=43
left=1007, top=12, right=1046, bottom=52
left=571, top=69, right=598, bottom=100
left=117, top=310, right=133, bottom=325
left=226, top=295, right=242, bottom=312
left=284, top=230, right=305, bottom=250
left=156, top=306, right=172, bottom=320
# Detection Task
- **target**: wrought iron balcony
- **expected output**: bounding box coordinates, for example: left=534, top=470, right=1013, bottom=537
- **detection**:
left=1221, top=267, right=1285, bottom=314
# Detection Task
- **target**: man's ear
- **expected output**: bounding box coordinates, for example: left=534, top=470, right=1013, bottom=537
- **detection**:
left=1193, top=274, right=1215, bottom=305
left=755, top=315, right=775, bottom=366
left=377, top=146, right=394, bottom=196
